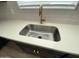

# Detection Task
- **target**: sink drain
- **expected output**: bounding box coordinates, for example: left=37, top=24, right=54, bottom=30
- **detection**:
left=38, top=36, right=42, bottom=39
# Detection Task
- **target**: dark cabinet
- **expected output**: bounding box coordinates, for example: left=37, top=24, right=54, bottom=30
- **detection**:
left=17, top=43, right=37, bottom=55
left=0, top=37, right=9, bottom=49
left=16, top=42, right=67, bottom=58
left=34, top=47, right=68, bottom=58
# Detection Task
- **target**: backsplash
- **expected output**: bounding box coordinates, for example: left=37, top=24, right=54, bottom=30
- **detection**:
left=0, top=1, right=79, bottom=24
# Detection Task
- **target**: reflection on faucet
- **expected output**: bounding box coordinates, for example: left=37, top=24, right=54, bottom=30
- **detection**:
left=39, top=5, right=46, bottom=24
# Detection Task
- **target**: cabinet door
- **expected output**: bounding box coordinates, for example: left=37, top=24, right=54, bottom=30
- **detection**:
left=37, top=49, right=56, bottom=58
left=16, top=42, right=66, bottom=58
left=16, top=43, right=38, bottom=55
left=37, top=47, right=66, bottom=58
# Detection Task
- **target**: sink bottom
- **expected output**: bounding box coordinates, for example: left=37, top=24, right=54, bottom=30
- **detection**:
left=27, top=30, right=54, bottom=40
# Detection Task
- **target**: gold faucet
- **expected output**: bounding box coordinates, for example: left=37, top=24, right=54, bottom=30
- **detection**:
left=39, top=5, right=46, bottom=24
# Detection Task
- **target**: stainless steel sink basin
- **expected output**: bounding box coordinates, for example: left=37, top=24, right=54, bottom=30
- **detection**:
left=19, top=24, right=61, bottom=42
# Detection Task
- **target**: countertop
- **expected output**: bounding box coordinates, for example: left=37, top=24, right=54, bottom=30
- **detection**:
left=0, top=19, right=79, bottom=55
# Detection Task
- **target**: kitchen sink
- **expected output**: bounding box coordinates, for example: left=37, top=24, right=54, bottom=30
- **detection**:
left=19, top=24, right=61, bottom=42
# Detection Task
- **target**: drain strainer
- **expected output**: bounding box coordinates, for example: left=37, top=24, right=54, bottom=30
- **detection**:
left=38, top=36, right=42, bottom=39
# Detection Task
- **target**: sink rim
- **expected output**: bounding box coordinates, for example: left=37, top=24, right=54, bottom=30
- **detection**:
left=19, top=24, right=61, bottom=42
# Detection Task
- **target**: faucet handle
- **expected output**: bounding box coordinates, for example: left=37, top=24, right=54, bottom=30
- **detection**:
left=42, top=19, right=46, bottom=21
left=40, top=19, right=46, bottom=24
left=43, top=16, right=46, bottom=21
left=42, top=18, right=46, bottom=24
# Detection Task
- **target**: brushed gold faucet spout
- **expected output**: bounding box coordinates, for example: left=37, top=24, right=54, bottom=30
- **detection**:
left=39, top=5, right=45, bottom=24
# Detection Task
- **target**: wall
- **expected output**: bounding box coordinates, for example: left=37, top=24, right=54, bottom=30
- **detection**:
left=0, top=1, right=79, bottom=25
left=0, top=2, right=7, bottom=22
